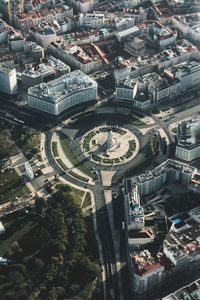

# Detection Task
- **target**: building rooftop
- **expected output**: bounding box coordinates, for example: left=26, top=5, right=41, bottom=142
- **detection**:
left=22, top=63, right=54, bottom=78
left=132, top=159, right=196, bottom=186
left=0, top=63, right=15, bottom=74
left=28, top=70, right=97, bottom=103
left=163, top=280, right=200, bottom=300
left=116, top=26, right=140, bottom=38
left=132, top=250, right=163, bottom=277
left=176, top=117, right=200, bottom=149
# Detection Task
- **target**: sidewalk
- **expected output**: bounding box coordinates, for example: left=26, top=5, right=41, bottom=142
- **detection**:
left=100, top=171, right=115, bottom=187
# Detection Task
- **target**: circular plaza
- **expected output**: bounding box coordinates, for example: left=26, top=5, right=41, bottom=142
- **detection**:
left=81, top=126, right=139, bottom=165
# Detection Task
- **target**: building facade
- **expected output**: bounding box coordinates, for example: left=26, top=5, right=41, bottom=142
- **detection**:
left=175, top=118, right=200, bottom=162
left=28, top=70, right=97, bottom=115
left=0, top=64, right=17, bottom=95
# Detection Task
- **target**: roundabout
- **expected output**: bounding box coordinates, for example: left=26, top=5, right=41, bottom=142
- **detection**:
left=82, top=126, right=139, bottom=165
left=50, top=108, right=156, bottom=186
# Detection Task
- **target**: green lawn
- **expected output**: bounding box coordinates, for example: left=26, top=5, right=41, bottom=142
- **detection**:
left=56, top=158, right=68, bottom=171
left=68, top=171, right=89, bottom=182
left=69, top=185, right=85, bottom=206
left=131, top=117, right=145, bottom=126
left=152, top=108, right=160, bottom=115
left=12, top=126, right=40, bottom=155
left=171, top=127, right=177, bottom=134
left=78, top=281, right=93, bottom=299
left=52, top=141, right=59, bottom=157
left=0, top=215, right=37, bottom=255
left=56, top=183, right=85, bottom=206
left=0, top=170, right=29, bottom=204
left=82, top=192, right=91, bottom=208
left=60, top=139, right=93, bottom=178
left=0, top=144, right=7, bottom=159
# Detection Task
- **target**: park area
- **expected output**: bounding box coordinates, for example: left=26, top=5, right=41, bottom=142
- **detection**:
left=0, top=169, right=29, bottom=204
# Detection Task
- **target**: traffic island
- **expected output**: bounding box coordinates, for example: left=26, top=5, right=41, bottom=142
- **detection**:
left=82, top=126, right=139, bottom=165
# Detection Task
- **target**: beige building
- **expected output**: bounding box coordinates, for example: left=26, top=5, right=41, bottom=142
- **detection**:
left=124, top=37, right=146, bottom=56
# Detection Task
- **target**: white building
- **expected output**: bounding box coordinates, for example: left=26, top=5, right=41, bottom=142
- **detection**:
left=116, top=26, right=140, bottom=42
left=172, top=14, right=200, bottom=44
left=9, top=34, right=25, bottom=52
left=21, top=63, right=55, bottom=88
left=131, top=159, right=196, bottom=197
left=28, top=70, right=97, bottom=115
left=30, top=25, right=57, bottom=48
left=175, top=118, right=200, bottom=162
left=46, top=55, right=70, bottom=75
left=116, top=77, right=151, bottom=110
left=48, top=41, right=102, bottom=74
left=114, top=40, right=198, bottom=82
left=0, top=19, right=11, bottom=44
left=71, top=0, right=93, bottom=12
left=147, top=21, right=177, bottom=48
left=79, top=12, right=105, bottom=29
left=0, top=64, right=17, bottom=95
left=132, top=250, right=164, bottom=293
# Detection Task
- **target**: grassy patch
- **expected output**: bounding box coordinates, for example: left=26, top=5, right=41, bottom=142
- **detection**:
left=102, top=158, right=113, bottom=164
left=68, top=170, right=89, bottom=182
left=0, top=215, right=37, bottom=256
left=124, top=140, right=136, bottom=159
left=56, top=158, right=68, bottom=171
left=52, top=141, right=59, bottom=157
left=78, top=281, right=93, bottom=299
left=171, top=127, right=177, bottom=134
left=152, top=108, right=160, bottom=115
left=131, top=118, right=145, bottom=126
left=162, top=107, right=169, bottom=112
left=82, top=192, right=91, bottom=208
left=112, top=127, right=126, bottom=135
left=83, top=132, right=96, bottom=151
left=92, top=155, right=101, bottom=162
left=69, top=185, right=85, bottom=206
left=0, top=170, right=29, bottom=204
left=151, top=134, right=159, bottom=155
left=0, top=144, right=7, bottom=159
left=99, top=127, right=109, bottom=132
left=12, top=126, right=40, bottom=156
left=61, top=139, right=93, bottom=178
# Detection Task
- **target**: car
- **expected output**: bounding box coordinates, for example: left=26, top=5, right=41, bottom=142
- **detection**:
left=94, top=175, right=98, bottom=180
left=45, top=183, right=53, bottom=193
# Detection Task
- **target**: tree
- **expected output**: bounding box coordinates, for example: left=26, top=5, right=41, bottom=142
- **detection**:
left=35, top=197, right=47, bottom=214
left=34, top=258, right=45, bottom=271
left=73, top=257, right=100, bottom=285
left=47, top=287, right=57, bottom=300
